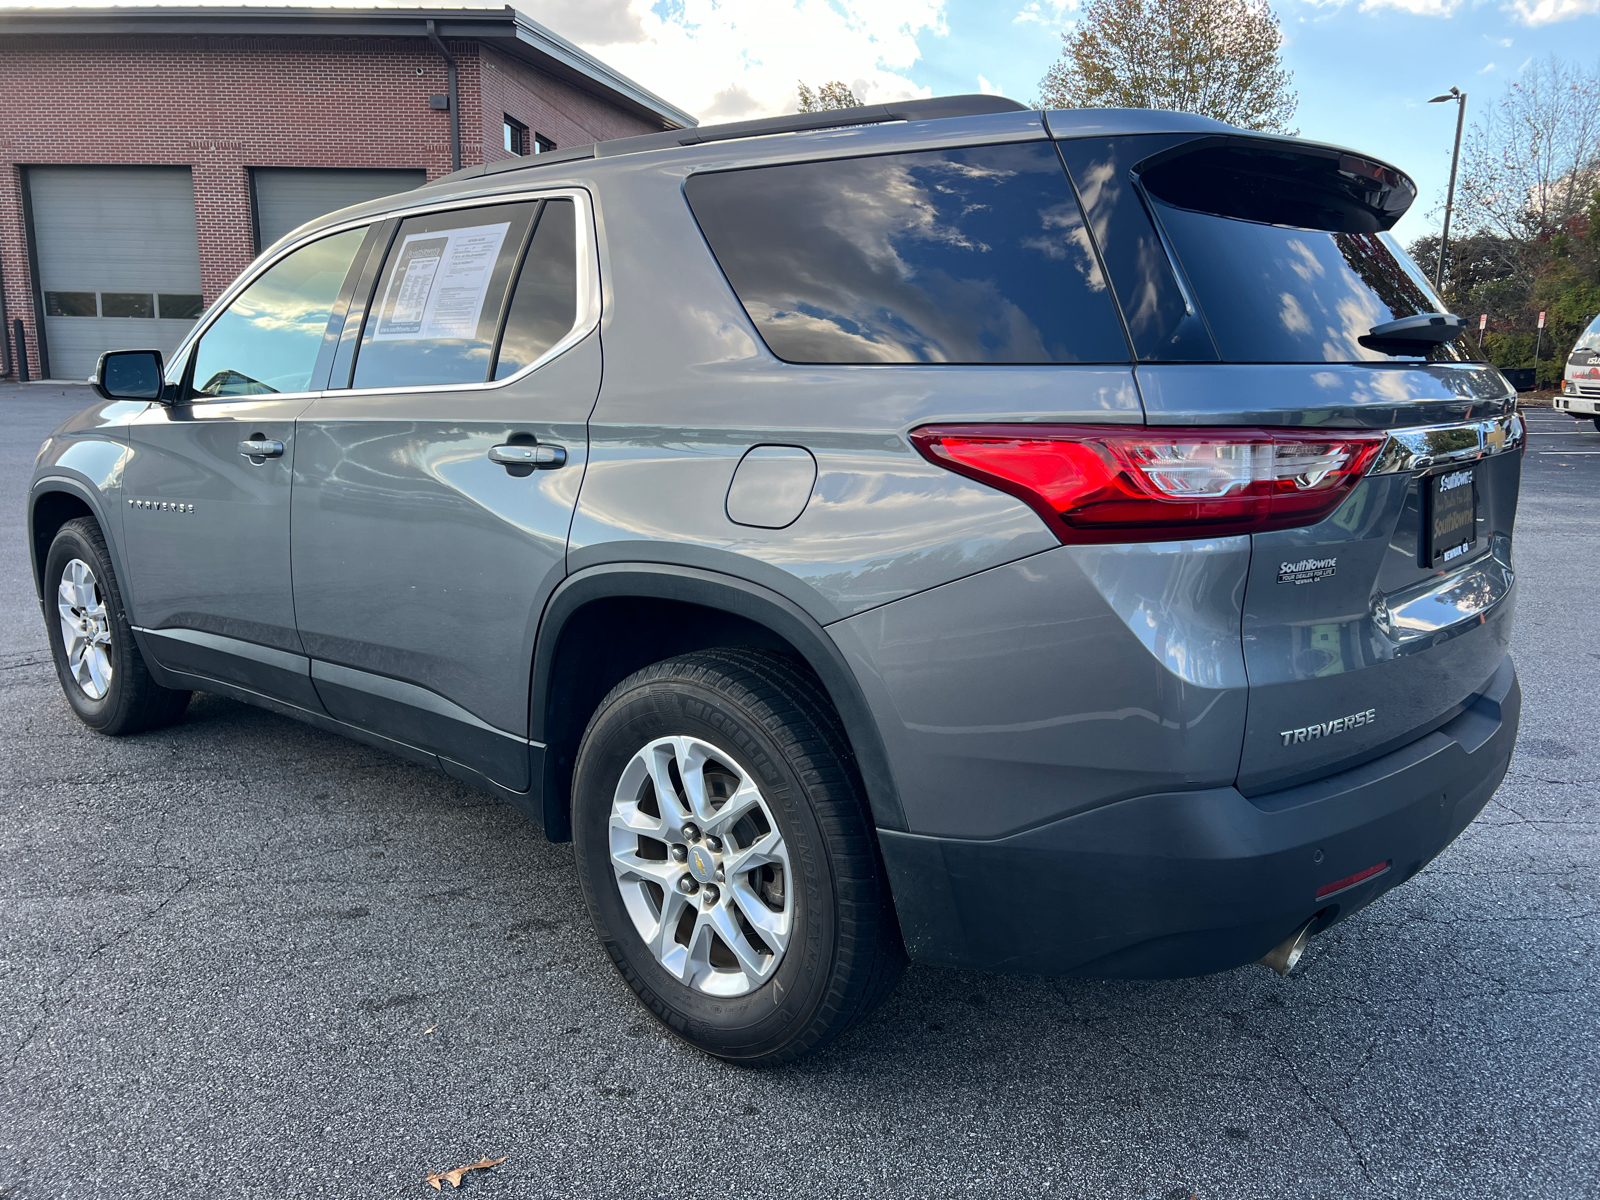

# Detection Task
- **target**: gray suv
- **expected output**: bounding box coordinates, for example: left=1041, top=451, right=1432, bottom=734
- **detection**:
left=29, top=96, right=1523, bottom=1065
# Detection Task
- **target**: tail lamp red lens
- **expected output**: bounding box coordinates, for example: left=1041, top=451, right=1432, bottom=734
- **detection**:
left=910, top=424, right=1387, bottom=544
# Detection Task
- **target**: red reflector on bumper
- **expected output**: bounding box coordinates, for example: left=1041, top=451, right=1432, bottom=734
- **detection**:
left=1315, top=860, right=1391, bottom=900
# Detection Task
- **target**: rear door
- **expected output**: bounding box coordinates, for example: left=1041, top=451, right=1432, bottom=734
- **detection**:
left=123, top=225, right=371, bottom=706
left=290, top=193, right=599, bottom=792
left=1057, top=129, right=1522, bottom=794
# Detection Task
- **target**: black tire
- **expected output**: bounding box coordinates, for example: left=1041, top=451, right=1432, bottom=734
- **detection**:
left=42, top=517, right=191, bottom=735
left=1592, top=417, right=1600, bottom=433
left=572, top=648, right=906, bottom=1066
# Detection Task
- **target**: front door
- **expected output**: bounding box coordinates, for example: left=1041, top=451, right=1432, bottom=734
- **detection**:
left=291, top=195, right=597, bottom=792
left=123, top=226, right=370, bottom=707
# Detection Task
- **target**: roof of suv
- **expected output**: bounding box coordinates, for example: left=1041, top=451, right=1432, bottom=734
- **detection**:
left=423, top=96, right=1243, bottom=192
left=273, top=96, right=1409, bottom=253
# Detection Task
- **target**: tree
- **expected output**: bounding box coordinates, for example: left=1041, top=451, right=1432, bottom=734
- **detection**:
left=797, top=81, right=861, bottom=113
left=1455, top=56, right=1600, bottom=278
left=1418, top=58, right=1600, bottom=389
left=1037, top=0, right=1296, bottom=133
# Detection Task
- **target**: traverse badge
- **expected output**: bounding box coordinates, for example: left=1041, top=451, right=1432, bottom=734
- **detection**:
left=1278, top=555, right=1337, bottom=585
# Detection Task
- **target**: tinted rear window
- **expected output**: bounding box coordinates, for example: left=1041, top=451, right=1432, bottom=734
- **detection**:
left=1152, top=204, right=1477, bottom=363
left=685, top=142, right=1129, bottom=365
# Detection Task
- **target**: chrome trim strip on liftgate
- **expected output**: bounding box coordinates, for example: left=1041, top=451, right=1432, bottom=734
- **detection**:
left=1369, top=411, right=1524, bottom=475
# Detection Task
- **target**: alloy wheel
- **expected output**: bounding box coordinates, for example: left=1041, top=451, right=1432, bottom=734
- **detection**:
left=57, top=557, right=113, bottom=700
left=608, top=735, right=793, bottom=996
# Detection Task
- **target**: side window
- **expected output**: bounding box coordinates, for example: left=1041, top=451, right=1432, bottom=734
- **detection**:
left=351, top=201, right=537, bottom=390
left=683, top=142, right=1129, bottom=365
left=189, top=227, right=366, bottom=397
left=1054, top=135, right=1218, bottom=362
left=493, top=199, right=578, bottom=379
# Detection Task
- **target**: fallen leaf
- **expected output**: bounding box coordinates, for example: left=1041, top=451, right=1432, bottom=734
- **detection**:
left=424, top=1157, right=505, bottom=1190
left=423, top=1025, right=438, bottom=1035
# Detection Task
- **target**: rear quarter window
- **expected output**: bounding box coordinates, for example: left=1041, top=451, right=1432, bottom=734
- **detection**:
left=684, top=142, right=1129, bottom=365
left=1153, top=204, right=1475, bottom=363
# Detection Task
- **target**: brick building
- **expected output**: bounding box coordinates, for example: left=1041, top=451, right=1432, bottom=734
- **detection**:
left=0, top=5, right=693, bottom=380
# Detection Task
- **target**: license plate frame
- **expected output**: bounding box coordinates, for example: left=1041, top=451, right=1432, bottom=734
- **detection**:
left=1422, top=464, right=1478, bottom=567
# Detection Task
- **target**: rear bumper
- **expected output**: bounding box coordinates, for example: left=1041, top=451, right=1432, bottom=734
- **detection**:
left=879, top=654, right=1519, bottom=978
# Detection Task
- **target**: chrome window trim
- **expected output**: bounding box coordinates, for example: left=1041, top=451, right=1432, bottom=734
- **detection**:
left=163, top=186, right=600, bottom=400
left=1368, top=411, right=1524, bottom=475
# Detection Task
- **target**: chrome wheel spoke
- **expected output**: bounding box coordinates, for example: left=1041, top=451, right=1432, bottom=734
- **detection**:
left=644, top=742, right=692, bottom=830
left=610, top=842, right=679, bottom=890
left=723, top=827, right=783, bottom=877
left=651, top=889, right=695, bottom=981
left=608, top=733, right=793, bottom=998
left=704, top=778, right=764, bottom=839
left=704, top=900, right=772, bottom=983
left=730, top=879, right=791, bottom=953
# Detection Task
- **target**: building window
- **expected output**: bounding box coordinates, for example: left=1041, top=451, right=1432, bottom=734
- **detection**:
left=534, top=134, right=556, bottom=154
left=504, top=115, right=528, bottom=156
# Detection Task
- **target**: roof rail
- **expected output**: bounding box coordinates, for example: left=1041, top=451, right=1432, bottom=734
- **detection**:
left=457, top=93, right=1033, bottom=185
left=595, top=93, right=1030, bottom=158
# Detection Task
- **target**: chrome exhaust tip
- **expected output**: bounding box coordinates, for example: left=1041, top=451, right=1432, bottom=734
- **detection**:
left=1258, top=918, right=1317, bottom=977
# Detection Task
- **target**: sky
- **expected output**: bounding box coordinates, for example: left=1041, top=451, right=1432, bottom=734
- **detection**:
left=14, top=0, right=1600, bottom=243
left=515, top=0, right=1600, bottom=245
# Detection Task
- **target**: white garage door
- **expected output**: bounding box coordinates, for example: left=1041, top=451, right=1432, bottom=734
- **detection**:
left=252, top=168, right=426, bottom=248
left=30, top=166, right=204, bottom=381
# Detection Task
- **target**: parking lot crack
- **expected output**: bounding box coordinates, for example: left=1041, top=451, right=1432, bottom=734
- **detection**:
left=5, top=873, right=193, bottom=1074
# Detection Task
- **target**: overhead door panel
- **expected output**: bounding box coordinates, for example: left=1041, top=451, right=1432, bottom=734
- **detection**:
left=30, top=166, right=203, bottom=381
left=252, top=168, right=426, bottom=248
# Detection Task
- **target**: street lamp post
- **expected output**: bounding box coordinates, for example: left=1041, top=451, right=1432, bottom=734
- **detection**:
left=1429, top=86, right=1467, bottom=298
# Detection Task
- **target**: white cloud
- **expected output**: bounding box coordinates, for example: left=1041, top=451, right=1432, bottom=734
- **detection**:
left=1507, top=0, right=1600, bottom=23
left=1479, top=60, right=1498, bottom=72
left=1014, top=0, right=1076, bottom=27
left=518, top=0, right=948, bottom=122
left=1357, top=0, right=1464, bottom=13
left=977, top=74, right=1002, bottom=95
left=1296, top=0, right=1464, bottom=13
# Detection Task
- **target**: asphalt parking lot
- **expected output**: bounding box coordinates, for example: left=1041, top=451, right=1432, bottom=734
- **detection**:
left=2, top=384, right=1596, bottom=1200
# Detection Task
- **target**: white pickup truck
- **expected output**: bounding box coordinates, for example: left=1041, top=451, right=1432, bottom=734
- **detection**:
left=1557, top=312, right=1600, bottom=430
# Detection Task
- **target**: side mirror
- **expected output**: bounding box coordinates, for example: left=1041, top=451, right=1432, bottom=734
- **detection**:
left=91, top=349, right=166, bottom=402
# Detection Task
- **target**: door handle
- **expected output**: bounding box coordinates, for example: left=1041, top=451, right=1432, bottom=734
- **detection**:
left=489, top=443, right=566, bottom=469
left=238, top=438, right=285, bottom=461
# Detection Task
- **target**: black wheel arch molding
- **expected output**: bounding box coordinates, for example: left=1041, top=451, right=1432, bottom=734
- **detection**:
left=28, top=475, right=131, bottom=613
left=530, top=561, right=909, bottom=841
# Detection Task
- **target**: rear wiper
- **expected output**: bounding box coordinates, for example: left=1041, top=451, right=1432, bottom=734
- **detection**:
left=1359, top=312, right=1465, bottom=355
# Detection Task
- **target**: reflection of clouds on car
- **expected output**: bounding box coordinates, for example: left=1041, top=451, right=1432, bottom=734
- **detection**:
left=685, top=141, right=1128, bottom=365
left=197, top=368, right=278, bottom=396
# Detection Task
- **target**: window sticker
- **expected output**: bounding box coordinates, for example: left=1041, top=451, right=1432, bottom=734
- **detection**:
left=373, top=221, right=511, bottom=341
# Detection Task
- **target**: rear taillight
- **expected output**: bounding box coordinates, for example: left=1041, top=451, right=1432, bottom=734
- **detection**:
left=910, top=424, right=1387, bottom=544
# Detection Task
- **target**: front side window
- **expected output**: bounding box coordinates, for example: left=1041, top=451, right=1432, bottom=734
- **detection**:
left=351, top=202, right=539, bottom=390
left=190, top=226, right=366, bottom=397
left=684, top=142, right=1129, bottom=365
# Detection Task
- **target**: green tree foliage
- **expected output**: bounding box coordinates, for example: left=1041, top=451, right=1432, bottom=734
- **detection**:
left=1037, top=0, right=1296, bottom=133
left=797, top=81, right=862, bottom=113
left=1414, top=58, right=1600, bottom=388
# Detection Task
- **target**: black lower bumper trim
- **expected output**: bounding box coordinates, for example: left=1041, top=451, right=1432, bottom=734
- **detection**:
left=879, top=655, right=1519, bottom=979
